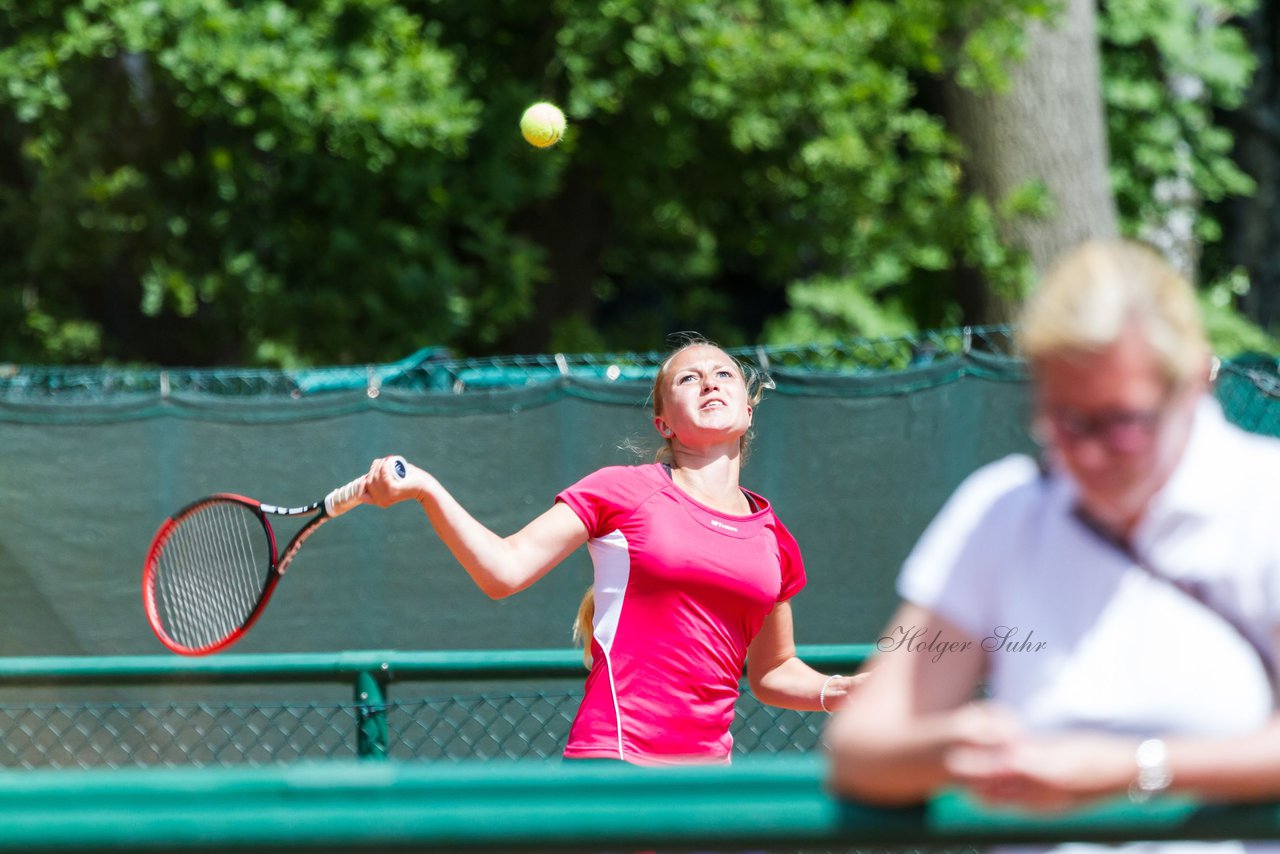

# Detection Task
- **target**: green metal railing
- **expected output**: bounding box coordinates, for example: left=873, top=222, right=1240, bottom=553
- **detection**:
left=0, top=645, right=873, bottom=769
left=3, top=646, right=1279, bottom=852
left=0, top=756, right=1277, bottom=852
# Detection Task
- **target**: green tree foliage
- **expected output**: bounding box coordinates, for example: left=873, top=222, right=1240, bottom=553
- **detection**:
left=1102, top=0, right=1257, bottom=247
left=774, top=0, right=1273, bottom=351
left=1, top=0, right=493, bottom=364
left=0, top=0, right=1270, bottom=365
left=1100, top=0, right=1276, bottom=355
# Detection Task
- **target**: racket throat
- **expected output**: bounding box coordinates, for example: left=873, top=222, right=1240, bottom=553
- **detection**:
left=277, top=516, right=328, bottom=575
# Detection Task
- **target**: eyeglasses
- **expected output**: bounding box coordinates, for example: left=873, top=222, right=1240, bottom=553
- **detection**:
left=1043, top=397, right=1173, bottom=453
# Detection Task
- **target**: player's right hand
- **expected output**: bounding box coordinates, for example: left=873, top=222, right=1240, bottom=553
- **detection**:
left=362, top=455, right=430, bottom=508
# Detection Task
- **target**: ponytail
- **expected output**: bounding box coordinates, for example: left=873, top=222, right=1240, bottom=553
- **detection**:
left=571, top=586, right=594, bottom=668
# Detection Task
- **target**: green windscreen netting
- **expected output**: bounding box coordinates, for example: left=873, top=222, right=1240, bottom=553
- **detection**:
left=0, top=326, right=1275, bottom=658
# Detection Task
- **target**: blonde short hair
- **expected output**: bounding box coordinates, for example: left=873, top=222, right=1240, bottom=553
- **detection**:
left=1017, top=239, right=1210, bottom=387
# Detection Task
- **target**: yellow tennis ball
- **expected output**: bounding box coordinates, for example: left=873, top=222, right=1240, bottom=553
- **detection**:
left=520, top=102, right=566, bottom=148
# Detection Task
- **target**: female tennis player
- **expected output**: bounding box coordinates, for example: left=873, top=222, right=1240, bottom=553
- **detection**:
left=360, top=335, right=863, bottom=765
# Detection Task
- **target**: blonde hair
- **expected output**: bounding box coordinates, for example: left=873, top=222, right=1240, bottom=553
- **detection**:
left=572, top=334, right=770, bottom=665
left=1017, top=238, right=1209, bottom=387
left=649, top=333, right=768, bottom=464
left=571, top=584, right=595, bottom=667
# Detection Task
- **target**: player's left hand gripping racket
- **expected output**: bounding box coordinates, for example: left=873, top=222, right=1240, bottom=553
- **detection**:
left=142, top=458, right=406, bottom=655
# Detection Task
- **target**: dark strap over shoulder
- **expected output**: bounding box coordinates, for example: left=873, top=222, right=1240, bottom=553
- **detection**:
left=1071, top=504, right=1277, bottom=684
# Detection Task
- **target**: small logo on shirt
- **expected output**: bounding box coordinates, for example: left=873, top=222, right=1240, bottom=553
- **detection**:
left=709, top=519, right=739, bottom=532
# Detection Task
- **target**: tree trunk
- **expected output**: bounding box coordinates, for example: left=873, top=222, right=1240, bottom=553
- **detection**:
left=945, top=0, right=1119, bottom=322
left=506, top=164, right=614, bottom=354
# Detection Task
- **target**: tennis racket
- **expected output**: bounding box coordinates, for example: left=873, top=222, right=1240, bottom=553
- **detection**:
left=142, top=457, right=406, bottom=655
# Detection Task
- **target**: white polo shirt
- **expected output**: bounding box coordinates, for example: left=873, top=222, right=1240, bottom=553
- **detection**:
left=899, top=397, right=1280, bottom=737
left=898, top=397, right=1280, bottom=853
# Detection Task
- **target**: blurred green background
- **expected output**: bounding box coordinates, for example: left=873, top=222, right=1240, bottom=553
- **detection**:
left=0, top=0, right=1276, bottom=367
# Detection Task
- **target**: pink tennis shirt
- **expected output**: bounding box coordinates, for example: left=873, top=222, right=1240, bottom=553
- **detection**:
left=556, top=463, right=806, bottom=765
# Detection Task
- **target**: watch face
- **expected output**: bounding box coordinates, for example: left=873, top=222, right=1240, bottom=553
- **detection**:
left=1135, top=739, right=1173, bottom=793
left=1136, top=739, right=1166, bottom=768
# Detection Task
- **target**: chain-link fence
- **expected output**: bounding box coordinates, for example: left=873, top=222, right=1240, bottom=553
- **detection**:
left=0, top=689, right=832, bottom=770
left=0, top=648, right=866, bottom=770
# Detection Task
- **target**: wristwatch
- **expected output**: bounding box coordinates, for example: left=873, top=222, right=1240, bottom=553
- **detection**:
left=1128, top=738, right=1174, bottom=803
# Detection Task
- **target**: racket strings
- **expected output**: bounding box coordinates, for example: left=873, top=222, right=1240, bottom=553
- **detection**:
left=153, top=502, right=271, bottom=651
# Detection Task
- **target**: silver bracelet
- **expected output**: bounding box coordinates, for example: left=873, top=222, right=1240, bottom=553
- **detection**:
left=819, top=674, right=842, bottom=713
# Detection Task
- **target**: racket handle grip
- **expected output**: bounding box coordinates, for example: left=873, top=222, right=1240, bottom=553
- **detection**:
left=324, top=456, right=408, bottom=518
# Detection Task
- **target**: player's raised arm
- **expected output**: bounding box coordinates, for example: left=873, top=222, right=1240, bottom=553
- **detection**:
left=362, top=455, right=588, bottom=599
